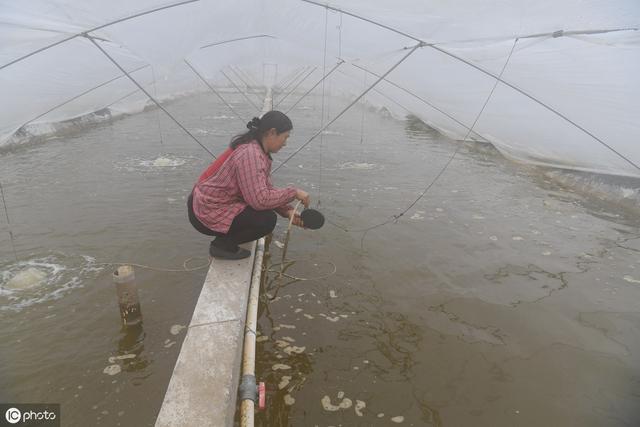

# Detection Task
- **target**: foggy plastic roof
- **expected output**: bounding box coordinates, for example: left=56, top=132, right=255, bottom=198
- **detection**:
left=1, top=0, right=639, bottom=177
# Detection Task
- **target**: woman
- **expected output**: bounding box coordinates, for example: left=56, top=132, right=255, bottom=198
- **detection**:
left=188, top=110, right=309, bottom=260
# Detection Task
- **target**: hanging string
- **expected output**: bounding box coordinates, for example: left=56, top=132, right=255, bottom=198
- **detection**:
left=318, top=6, right=329, bottom=208
left=359, top=68, right=366, bottom=145
left=337, top=69, right=414, bottom=116
left=151, top=66, right=165, bottom=146
left=300, top=0, right=640, bottom=173
left=274, top=67, right=317, bottom=108
left=94, top=257, right=211, bottom=273
left=263, top=201, right=337, bottom=300
left=228, top=66, right=263, bottom=105
left=220, top=69, right=261, bottom=112
left=326, top=38, right=522, bottom=249
left=0, top=180, right=18, bottom=262
left=184, top=59, right=247, bottom=127
left=276, top=67, right=310, bottom=101
left=338, top=12, right=343, bottom=59
left=85, top=35, right=216, bottom=158
left=349, top=61, right=488, bottom=142
left=273, top=42, right=423, bottom=174
left=284, top=60, right=343, bottom=115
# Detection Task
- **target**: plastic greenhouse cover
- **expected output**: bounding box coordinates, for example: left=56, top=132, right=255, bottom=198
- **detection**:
left=1, top=0, right=638, bottom=177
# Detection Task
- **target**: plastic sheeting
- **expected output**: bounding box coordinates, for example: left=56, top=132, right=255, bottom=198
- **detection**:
left=1, top=0, right=639, bottom=177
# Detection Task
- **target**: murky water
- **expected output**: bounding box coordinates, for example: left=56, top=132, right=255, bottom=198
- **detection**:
left=254, top=99, right=640, bottom=426
left=2, top=90, right=640, bottom=426
left=0, top=92, right=258, bottom=426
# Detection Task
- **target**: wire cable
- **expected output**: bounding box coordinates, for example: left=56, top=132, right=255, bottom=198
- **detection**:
left=272, top=42, right=423, bottom=174
left=328, top=38, right=521, bottom=249
left=221, top=69, right=261, bottom=112
left=274, top=67, right=318, bottom=108
left=0, top=0, right=201, bottom=71
left=0, top=180, right=18, bottom=262
left=94, top=257, right=211, bottom=273
left=284, top=60, right=344, bottom=114
left=299, top=0, right=640, bottom=173
left=184, top=59, right=248, bottom=127
left=86, top=34, right=217, bottom=158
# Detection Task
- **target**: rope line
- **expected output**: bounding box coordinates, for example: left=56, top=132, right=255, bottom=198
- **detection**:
left=151, top=66, right=165, bottom=145
left=17, top=64, right=150, bottom=132
left=0, top=181, right=18, bottom=262
left=200, top=34, right=275, bottom=50
left=299, top=0, right=640, bottom=172
left=330, top=38, right=521, bottom=246
left=273, top=42, right=423, bottom=174
left=228, top=66, right=264, bottom=104
left=284, top=60, right=344, bottom=114
left=95, top=257, right=211, bottom=273
left=274, top=67, right=318, bottom=108
left=221, top=69, right=261, bottom=112
left=86, top=35, right=216, bottom=158
left=348, top=61, right=488, bottom=142
left=263, top=201, right=337, bottom=299
left=318, top=7, right=329, bottom=208
left=0, top=0, right=201, bottom=71
left=276, top=67, right=310, bottom=99
left=184, top=60, right=247, bottom=128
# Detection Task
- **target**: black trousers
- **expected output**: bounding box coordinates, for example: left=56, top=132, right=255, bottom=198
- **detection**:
left=187, top=192, right=277, bottom=251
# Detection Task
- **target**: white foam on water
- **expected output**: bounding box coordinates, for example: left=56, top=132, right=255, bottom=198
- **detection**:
left=321, top=393, right=353, bottom=412
left=278, top=376, right=291, bottom=390
left=203, top=115, right=234, bottom=120
left=283, top=345, right=305, bottom=355
left=144, top=156, right=187, bottom=168
left=108, top=354, right=136, bottom=363
left=103, top=365, right=121, bottom=376
left=5, top=268, right=47, bottom=290
left=1, top=254, right=105, bottom=312
left=170, top=324, right=186, bottom=335
left=338, top=162, right=378, bottom=170
left=115, top=154, right=195, bottom=173
left=193, top=128, right=213, bottom=135
left=272, top=364, right=291, bottom=371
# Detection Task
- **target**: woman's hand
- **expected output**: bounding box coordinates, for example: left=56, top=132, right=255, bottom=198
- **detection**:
left=287, top=209, right=305, bottom=228
left=295, top=189, right=310, bottom=208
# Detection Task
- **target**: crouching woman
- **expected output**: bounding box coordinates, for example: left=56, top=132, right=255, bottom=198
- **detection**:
left=188, top=110, right=309, bottom=259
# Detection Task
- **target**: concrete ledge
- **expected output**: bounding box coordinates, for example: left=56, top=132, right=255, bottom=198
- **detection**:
left=155, top=242, right=259, bottom=427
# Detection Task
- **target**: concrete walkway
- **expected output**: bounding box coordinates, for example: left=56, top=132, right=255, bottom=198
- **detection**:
left=155, top=241, right=261, bottom=427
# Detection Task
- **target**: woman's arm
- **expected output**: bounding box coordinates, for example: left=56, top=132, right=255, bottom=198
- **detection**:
left=235, top=147, right=297, bottom=210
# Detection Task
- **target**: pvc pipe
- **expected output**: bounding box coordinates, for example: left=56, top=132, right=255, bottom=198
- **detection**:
left=240, top=237, right=265, bottom=426
left=240, top=90, right=272, bottom=426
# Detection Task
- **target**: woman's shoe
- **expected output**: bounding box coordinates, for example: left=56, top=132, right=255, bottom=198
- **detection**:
left=209, top=243, right=252, bottom=260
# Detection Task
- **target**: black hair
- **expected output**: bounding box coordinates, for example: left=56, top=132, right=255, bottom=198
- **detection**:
left=230, top=110, right=293, bottom=149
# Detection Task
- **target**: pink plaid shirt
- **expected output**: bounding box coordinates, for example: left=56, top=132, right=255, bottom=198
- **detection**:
left=192, top=141, right=297, bottom=233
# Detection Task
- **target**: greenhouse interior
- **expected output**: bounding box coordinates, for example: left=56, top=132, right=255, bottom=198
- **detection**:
left=1, top=1, right=639, bottom=426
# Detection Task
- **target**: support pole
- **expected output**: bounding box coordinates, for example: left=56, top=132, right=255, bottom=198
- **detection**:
left=113, top=265, right=143, bottom=327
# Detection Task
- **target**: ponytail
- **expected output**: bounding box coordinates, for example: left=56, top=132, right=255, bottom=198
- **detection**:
left=230, top=111, right=292, bottom=149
